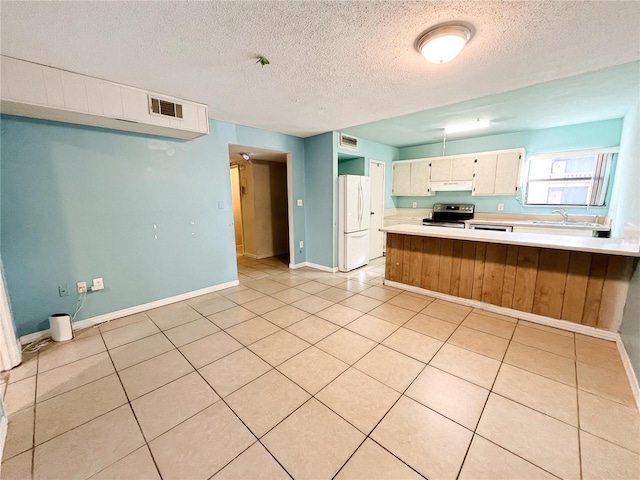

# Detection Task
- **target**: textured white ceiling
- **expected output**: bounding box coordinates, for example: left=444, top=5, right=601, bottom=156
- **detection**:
left=1, top=1, right=639, bottom=139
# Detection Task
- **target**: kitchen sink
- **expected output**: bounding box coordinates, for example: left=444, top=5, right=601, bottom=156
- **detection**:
left=531, top=221, right=603, bottom=227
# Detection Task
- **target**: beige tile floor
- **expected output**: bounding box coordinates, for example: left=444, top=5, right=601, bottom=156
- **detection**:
left=1, top=255, right=639, bottom=479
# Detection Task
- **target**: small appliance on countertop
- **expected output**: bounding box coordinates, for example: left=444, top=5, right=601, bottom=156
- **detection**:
left=422, top=203, right=474, bottom=229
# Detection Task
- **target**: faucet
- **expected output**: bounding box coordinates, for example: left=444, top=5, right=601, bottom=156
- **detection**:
left=551, top=208, right=568, bottom=223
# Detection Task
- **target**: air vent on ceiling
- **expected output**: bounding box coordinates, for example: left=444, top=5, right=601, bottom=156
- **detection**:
left=149, top=96, right=183, bottom=119
left=339, top=133, right=359, bottom=151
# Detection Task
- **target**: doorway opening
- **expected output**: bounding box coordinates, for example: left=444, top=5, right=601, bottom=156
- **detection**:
left=369, top=160, right=386, bottom=260
left=228, top=145, right=292, bottom=267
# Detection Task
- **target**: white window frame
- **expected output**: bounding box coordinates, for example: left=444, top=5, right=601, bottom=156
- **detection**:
left=523, top=147, right=618, bottom=207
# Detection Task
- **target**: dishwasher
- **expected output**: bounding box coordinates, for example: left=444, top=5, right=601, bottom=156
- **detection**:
left=469, top=224, right=513, bottom=232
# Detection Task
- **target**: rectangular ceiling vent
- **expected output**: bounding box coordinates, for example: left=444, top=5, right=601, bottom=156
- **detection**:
left=149, top=96, right=183, bottom=119
left=339, top=133, right=359, bottom=151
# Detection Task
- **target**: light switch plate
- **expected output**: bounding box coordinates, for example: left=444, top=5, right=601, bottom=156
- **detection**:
left=297, top=199, right=303, bottom=207
left=92, top=277, right=104, bottom=291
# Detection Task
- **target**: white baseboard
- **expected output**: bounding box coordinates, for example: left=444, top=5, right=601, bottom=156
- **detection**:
left=20, top=279, right=239, bottom=345
left=617, top=338, right=640, bottom=412
left=288, top=262, right=338, bottom=273
left=242, top=252, right=257, bottom=259
left=384, top=279, right=619, bottom=341
left=306, top=262, right=338, bottom=273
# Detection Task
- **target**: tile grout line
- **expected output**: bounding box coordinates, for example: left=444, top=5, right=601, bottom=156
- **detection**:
left=454, top=310, right=518, bottom=480
left=96, top=328, right=165, bottom=480
left=11, top=257, right=632, bottom=479
left=574, top=331, right=583, bottom=480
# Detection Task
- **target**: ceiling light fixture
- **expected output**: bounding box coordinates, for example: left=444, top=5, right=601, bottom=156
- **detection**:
left=240, top=153, right=251, bottom=161
left=444, top=119, right=491, bottom=134
left=416, top=24, right=472, bottom=64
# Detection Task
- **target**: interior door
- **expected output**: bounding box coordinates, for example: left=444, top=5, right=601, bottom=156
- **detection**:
left=368, top=160, right=385, bottom=259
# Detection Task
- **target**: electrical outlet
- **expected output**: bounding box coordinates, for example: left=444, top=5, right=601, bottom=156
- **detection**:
left=498, top=203, right=504, bottom=211
left=299, top=241, right=304, bottom=249
left=58, top=285, right=69, bottom=297
left=77, top=281, right=87, bottom=294
left=92, top=277, right=104, bottom=291
left=412, top=202, right=417, bottom=208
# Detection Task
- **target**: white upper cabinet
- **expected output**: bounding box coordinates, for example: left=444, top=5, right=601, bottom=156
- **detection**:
left=410, top=161, right=431, bottom=195
left=451, top=156, right=475, bottom=180
left=473, top=149, right=523, bottom=195
left=429, top=157, right=450, bottom=182
left=395, top=148, right=525, bottom=197
left=494, top=151, right=523, bottom=194
left=392, top=160, right=433, bottom=196
left=392, top=162, right=412, bottom=196
left=0, top=56, right=209, bottom=139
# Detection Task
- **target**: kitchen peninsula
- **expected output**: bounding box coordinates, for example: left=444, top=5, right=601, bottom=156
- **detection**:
left=381, top=224, right=640, bottom=332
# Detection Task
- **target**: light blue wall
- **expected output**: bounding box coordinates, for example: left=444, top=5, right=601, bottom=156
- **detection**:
left=232, top=124, right=306, bottom=264
left=610, top=103, right=640, bottom=381
left=337, top=157, right=365, bottom=176
left=396, top=119, right=624, bottom=216
left=1, top=115, right=306, bottom=336
left=303, top=132, right=335, bottom=267
left=338, top=137, right=399, bottom=209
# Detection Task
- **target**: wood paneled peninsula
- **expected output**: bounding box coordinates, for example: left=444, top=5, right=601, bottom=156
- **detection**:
left=381, top=225, right=639, bottom=332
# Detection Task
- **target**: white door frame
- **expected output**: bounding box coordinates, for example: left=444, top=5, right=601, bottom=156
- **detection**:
left=0, top=260, right=21, bottom=372
left=286, top=153, right=295, bottom=267
left=228, top=146, right=294, bottom=266
left=369, top=159, right=386, bottom=259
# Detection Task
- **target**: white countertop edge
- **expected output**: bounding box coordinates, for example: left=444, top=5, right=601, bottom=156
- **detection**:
left=380, top=224, right=640, bottom=257
left=465, top=218, right=610, bottom=231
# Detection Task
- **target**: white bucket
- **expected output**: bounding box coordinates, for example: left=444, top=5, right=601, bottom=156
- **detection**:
left=49, top=313, right=73, bottom=342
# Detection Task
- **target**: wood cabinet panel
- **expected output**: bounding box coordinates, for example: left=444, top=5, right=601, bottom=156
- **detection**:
left=512, top=247, right=540, bottom=312
left=533, top=249, right=570, bottom=318
left=438, top=240, right=454, bottom=292
left=561, top=252, right=592, bottom=323
left=449, top=241, right=464, bottom=297
left=458, top=242, right=477, bottom=299
left=401, top=236, right=412, bottom=284
left=408, top=236, right=424, bottom=287
left=581, top=255, right=608, bottom=327
left=481, top=244, right=508, bottom=306
left=501, top=246, right=519, bottom=308
left=472, top=243, right=487, bottom=301
left=385, top=234, right=632, bottom=332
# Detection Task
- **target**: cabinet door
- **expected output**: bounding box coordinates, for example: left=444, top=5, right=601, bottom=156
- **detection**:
left=494, top=151, right=522, bottom=194
left=474, top=154, right=498, bottom=195
left=410, top=160, right=431, bottom=195
left=392, top=162, right=412, bottom=196
left=451, top=156, right=475, bottom=181
left=430, top=157, right=451, bottom=182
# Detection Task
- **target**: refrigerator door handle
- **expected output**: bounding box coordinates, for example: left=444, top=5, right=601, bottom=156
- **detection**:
left=357, top=182, right=362, bottom=227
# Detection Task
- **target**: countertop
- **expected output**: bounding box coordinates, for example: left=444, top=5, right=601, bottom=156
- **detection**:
left=466, top=218, right=610, bottom=231
left=380, top=224, right=640, bottom=257
left=383, top=214, right=610, bottom=231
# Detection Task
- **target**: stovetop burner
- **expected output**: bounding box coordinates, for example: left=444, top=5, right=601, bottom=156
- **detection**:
left=422, top=203, right=475, bottom=228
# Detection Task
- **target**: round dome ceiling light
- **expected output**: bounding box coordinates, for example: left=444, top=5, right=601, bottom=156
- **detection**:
left=416, top=24, right=472, bottom=64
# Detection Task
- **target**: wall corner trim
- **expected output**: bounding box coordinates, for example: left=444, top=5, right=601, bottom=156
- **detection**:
left=617, top=337, right=640, bottom=412
left=19, top=279, right=240, bottom=345
left=289, top=262, right=338, bottom=273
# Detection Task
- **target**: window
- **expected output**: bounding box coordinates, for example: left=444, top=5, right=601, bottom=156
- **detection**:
left=524, top=149, right=617, bottom=206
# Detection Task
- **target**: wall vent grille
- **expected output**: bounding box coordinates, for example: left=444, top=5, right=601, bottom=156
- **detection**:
left=339, top=133, right=359, bottom=151
left=149, top=96, right=183, bottom=119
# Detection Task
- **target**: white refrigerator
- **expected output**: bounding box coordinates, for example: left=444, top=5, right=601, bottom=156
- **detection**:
left=338, top=175, right=371, bottom=272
